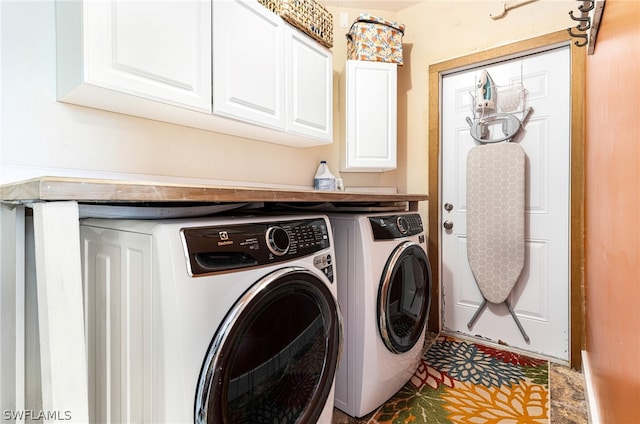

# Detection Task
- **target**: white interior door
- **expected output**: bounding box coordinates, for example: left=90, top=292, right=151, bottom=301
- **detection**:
left=441, top=46, right=570, bottom=361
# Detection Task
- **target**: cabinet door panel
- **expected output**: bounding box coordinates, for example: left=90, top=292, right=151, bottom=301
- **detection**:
left=212, top=0, right=285, bottom=130
left=286, top=27, right=332, bottom=142
left=84, top=0, right=211, bottom=112
left=342, top=61, right=397, bottom=172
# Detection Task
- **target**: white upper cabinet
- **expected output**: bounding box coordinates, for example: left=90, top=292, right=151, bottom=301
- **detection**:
left=57, top=0, right=212, bottom=112
left=212, top=0, right=285, bottom=130
left=285, top=26, right=333, bottom=141
left=341, top=60, right=397, bottom=172
left=55, top=0, right=333, bottom=148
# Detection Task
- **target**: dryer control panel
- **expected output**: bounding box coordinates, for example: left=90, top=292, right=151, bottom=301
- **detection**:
left=369, top=214, right=424, bottom=240
left=181, top=218, right=332, bottom=277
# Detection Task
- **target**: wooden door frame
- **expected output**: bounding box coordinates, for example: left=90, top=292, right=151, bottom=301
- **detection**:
left=427, top=30, right=585, bottom=369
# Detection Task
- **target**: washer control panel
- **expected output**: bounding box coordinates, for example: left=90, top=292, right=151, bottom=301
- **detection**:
left=182, top=217, right=332, bottom=277
left=369, top=213, right=424, bottom=240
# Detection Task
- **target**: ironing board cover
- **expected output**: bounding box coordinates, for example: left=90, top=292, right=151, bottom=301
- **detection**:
left=466, top=142, right=525, bottom=304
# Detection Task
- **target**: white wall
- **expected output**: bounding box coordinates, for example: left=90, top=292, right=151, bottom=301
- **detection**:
left=1, top=0, right=576, bottom=194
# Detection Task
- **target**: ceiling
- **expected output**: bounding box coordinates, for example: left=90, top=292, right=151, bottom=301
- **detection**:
left=319, top=1, right=423, bottom=12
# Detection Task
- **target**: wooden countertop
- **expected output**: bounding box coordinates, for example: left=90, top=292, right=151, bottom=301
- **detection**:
left=0, top=176, right=428, bottom=207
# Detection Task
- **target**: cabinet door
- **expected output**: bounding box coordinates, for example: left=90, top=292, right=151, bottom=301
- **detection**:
left=285, top=26, right=333, bottom=142
left=342, top=60, right=397, bottom=172
left=81, top=0, right=212, bottom=112
left=212, top=0, right=285, bottom=131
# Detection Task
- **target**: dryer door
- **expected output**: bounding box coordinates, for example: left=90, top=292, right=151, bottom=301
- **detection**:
left=378, top=241, right=432, bottom=353
left=195, top=267, right=342, bottom=424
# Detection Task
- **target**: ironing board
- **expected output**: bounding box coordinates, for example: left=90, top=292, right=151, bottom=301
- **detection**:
left=466, top=142, right=529, bottom=341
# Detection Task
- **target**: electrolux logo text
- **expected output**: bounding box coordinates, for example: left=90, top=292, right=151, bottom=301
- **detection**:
left=3, top=410, right=72, bottom=421
left=217, top=230, right=233, bottom=246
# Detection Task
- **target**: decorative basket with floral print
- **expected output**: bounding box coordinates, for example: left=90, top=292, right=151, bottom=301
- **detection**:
left=346, top=14, right=405, bottom=66
left=258, top=0, right=333, bottom=48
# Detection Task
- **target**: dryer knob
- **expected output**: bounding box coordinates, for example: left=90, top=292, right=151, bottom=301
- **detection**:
left=266, top=226, right=290, bottom=256
left=397, top=216, right=409, bottom=235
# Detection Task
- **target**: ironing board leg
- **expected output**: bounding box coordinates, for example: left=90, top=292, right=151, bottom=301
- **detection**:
left=467, top=299, right=488, bottom=330
left=505, top=300, right=530, bottom=342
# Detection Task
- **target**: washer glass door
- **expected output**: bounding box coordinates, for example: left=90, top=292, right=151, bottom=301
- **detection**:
left=378, top=241, right=432, bottom=353
left=195, top=267, right=341, bottom=424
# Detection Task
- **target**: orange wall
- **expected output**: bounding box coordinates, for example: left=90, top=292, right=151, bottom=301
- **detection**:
left=585, top=0, right=640, bottom=421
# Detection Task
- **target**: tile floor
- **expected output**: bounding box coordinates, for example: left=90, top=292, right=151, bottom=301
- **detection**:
left=331, top=334, right=589, bottom=424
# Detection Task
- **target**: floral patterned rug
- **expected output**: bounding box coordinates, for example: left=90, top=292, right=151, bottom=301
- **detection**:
left=368, top=335, right=549, bottom=424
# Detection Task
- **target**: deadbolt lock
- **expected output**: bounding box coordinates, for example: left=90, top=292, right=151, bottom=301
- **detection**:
left=444, top=203, right=453, bottom=212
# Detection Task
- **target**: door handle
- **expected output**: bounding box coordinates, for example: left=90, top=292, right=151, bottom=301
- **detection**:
left=443, top=220, right=454, bottom=230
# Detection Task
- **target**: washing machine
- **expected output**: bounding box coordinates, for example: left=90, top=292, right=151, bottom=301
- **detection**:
left=328, top=212, right=431, bottom=418
left=80, top=214, right=342, bottom=424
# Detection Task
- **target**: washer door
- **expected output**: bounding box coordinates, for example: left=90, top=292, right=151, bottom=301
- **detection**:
left=195, top=267, right=342, bottom=424
left=378, top=241, right=432, bottom=353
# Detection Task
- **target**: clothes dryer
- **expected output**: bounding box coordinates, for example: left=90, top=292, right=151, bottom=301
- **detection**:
left=328, top=212, right=431, bottom=418
left=80, top=215, right=342, bottom=423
